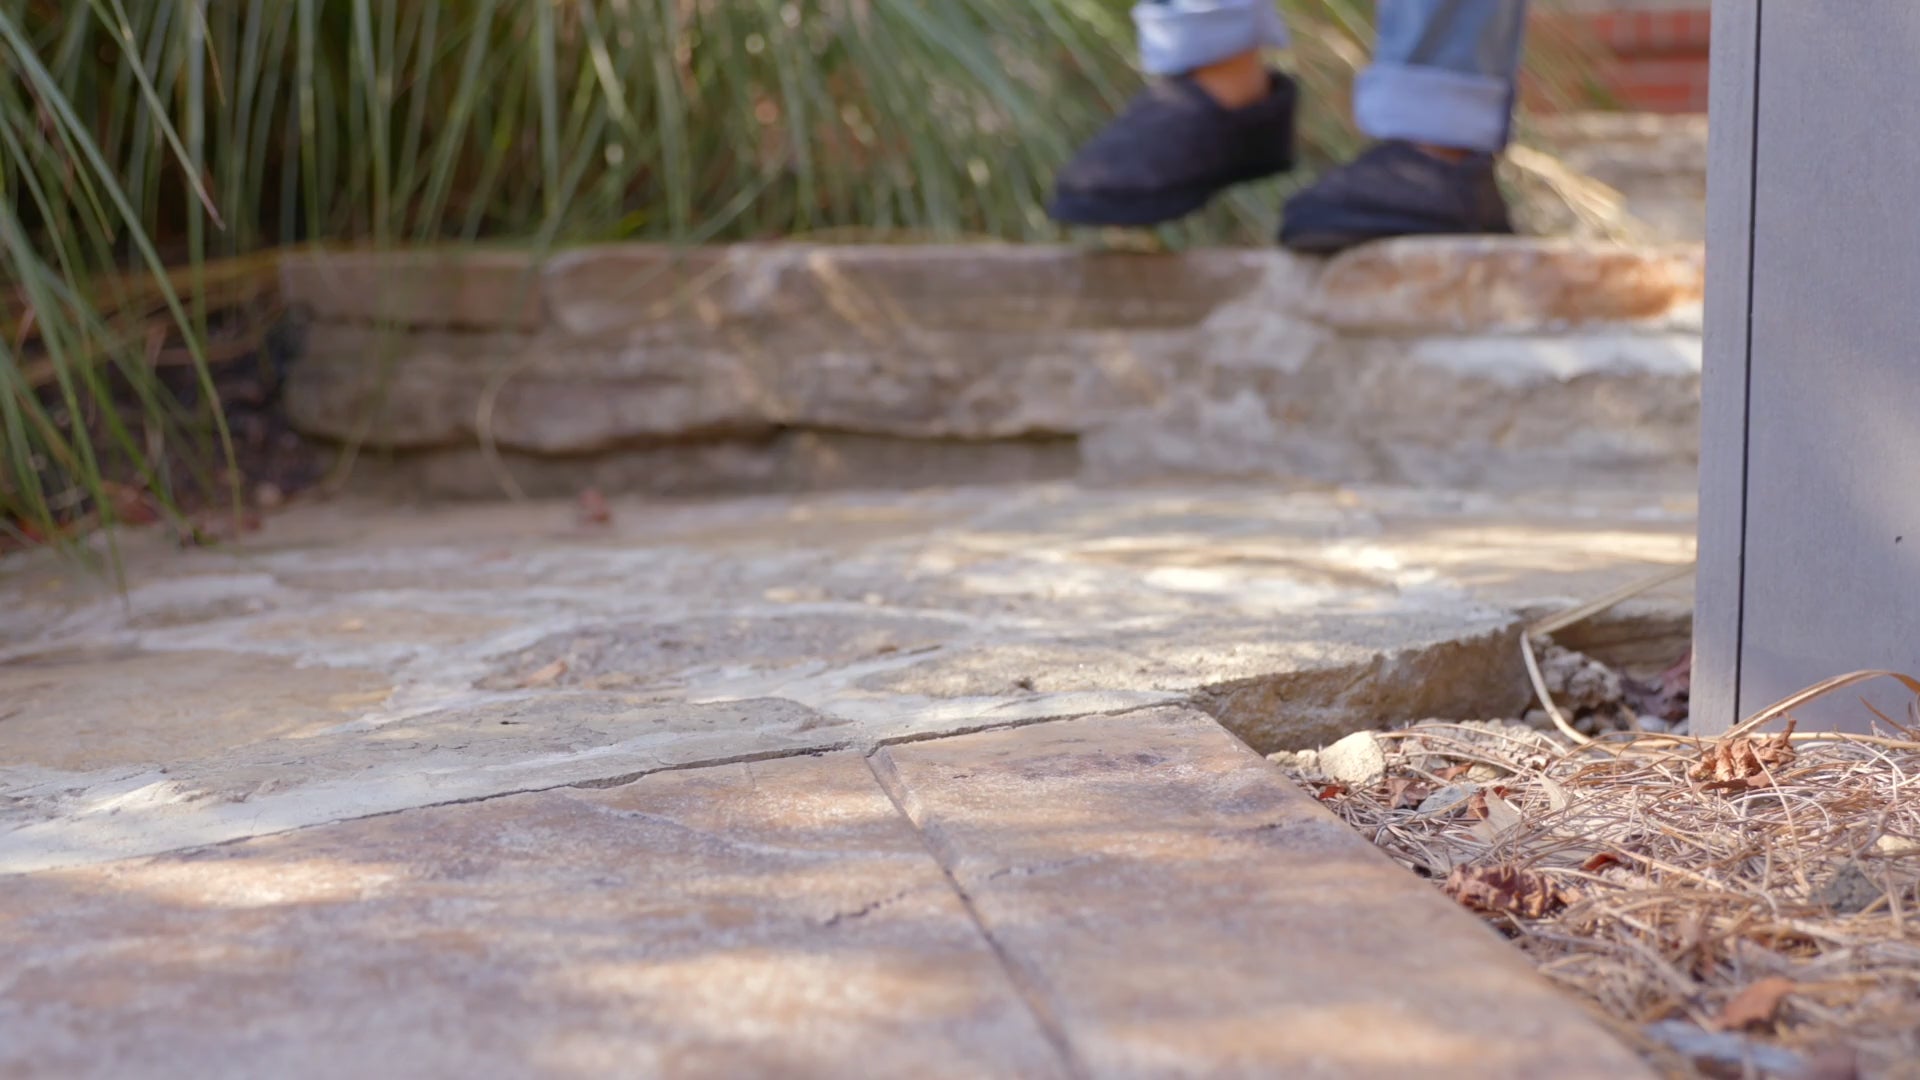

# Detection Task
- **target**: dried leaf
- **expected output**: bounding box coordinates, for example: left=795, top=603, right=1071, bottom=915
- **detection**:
left=1443, top=863, right=1569, bottom=919
left=1690, top=719, right=1797, bottom=789
left=1468, top=791, right=1526, bottom=844
left=1435, top=764, right=1473, bottom=782
left=518, top=658, right=569, bottom=689
left=1716, top=976, right=1795, bottom=1031
left=1386, top=776, right=1433, bottom=810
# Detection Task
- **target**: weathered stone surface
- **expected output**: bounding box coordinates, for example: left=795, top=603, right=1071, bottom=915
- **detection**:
left=540, top=245, right=735, bottom=338
left=866, top=616, right=1529, bottom=753
left=0, top=753, right=1068, bottom=1079
left=1308, top=236, right=1703, bottom=333
left=0, top=649, right=392, bottom=772
left=1082, top=330, right=1700, bottom=488
left=281, top=240, right=1704, bottom=490
left=1401, top=332, right=1701, bottom=384
left=302, top=327, right=1701, bottom=495
left=1436, top=500, right=1696, bottom=675
left=0, top=478, right=1689, bottom=1077
left=0, top=693, right=865, bottom=874
left=482, top=611, right=967, bottom=690
left=351, top=432, right=1080, bottom=499
left=0, top=482, right=1691, bottom=871
left=1343, top=335, right=1701, bottom=485
left=757, top=337, right=1165, bottom=441
left=280, top=249, right=546, bottom=331
left=875, top=708, right=1653, bottom=1078
left=545, top=243, right=1320, bottom=337
left=289, top=237, right=1707, bottom=344
left=292, top=246, right=1331, bottom=452
left=286, top=325, right=772, bottom=452
left=0, top=706, right=1658, bottom=1078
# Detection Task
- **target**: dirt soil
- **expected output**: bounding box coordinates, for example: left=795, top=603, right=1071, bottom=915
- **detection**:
left=3, top=309, right=327, bottom=554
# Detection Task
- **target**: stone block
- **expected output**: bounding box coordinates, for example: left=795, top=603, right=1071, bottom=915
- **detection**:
left=285, top=325, right=772, bottom=452
left=280, top=249, right=546, bottom=331
left=542, top=244, right=1324, bottom=441
left=541, top=245, right=736, bottom=339
left=1309, top=236, right=1703, bottom=333
left=750, top=275, right=1326, bottom=441
left=1083, top=329, right=1700, bottom=489
left=716, top=244, right=1315, bottom=333
left=351, top=431, right=1080, bottom=499
left=279, top=240, right=1707, bottom=490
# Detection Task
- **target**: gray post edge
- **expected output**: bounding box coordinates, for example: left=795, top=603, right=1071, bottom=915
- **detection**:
left=1691, top=0, right=1760, bottom=737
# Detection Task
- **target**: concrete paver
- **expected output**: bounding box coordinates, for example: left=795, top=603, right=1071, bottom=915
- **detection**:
left=876, top=707, right=1650, bottom=1079
left=0, top=709, right=1651, bottom=1078
left=0, top=752, right=1066, bottom=1080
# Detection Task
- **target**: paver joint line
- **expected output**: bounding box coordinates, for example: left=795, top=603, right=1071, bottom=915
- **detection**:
left=867, top=701, right=1178, bottom=752
left=0, top=741, right=879, bottom=880
left=865, top=744, right=1092, bottom=1080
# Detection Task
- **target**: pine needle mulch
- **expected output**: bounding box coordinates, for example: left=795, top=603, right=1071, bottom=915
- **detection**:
left=1297, top=697, right=1920, bottom=1080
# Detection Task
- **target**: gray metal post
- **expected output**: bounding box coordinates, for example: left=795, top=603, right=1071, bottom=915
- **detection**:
left=1695, top=1, right=1920, bottom=735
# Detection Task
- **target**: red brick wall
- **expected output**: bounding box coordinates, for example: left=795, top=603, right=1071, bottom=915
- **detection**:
left=1531, top=5, right=1712, bottom=114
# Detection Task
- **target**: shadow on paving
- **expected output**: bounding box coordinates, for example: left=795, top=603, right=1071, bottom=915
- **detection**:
left=0, top=709, right=1650, bottom=1080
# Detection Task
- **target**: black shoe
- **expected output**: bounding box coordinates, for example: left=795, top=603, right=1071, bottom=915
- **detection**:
left=1048, top=72, right=1297, bottom=228
left=1278, top=140, right=1514, bottom=255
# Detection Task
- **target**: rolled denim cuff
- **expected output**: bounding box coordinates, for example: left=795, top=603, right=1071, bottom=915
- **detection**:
left=1133, top=0, right=1289, bottom=76
left=1353, top=61, right=1513, bottom=152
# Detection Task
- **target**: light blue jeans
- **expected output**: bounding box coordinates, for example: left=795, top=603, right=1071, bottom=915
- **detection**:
left=1133, top=0, right=1527, bottom=152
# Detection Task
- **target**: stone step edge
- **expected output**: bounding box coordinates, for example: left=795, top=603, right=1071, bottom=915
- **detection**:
left=279, top=236, right=1705, bottom=340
